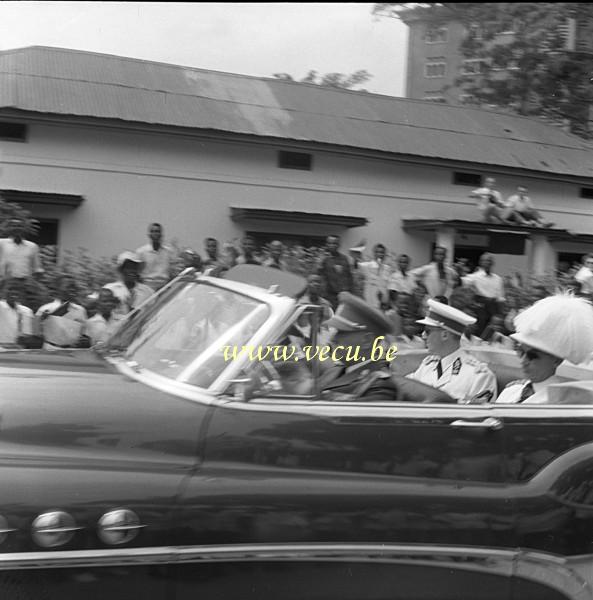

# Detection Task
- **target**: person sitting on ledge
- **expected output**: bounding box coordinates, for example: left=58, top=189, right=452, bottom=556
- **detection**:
left=469, top=176, right=507, bottom=223
left=502, top=185, right=554, bottom=228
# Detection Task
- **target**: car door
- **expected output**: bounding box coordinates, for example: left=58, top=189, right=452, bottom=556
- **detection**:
left=493, top=402, right=593, bottom=557
left=172, top=395, right=514, bottom=600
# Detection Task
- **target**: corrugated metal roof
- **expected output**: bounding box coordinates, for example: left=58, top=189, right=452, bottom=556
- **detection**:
left=1, top=46, right=593, bottom=178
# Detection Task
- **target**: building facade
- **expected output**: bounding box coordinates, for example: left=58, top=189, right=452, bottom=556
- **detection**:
left=399, top=5, right=593, bottom=108
left=1, top=46, right=593, bottom=276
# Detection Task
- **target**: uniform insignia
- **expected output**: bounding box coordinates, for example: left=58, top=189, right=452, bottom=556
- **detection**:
left=472, top=389, right=494, bottom=403
left=452, top=357, right=462, bottom=375
left=422, top=355, right=440, bottom=365
left=505, top=379, right=528, bottom=389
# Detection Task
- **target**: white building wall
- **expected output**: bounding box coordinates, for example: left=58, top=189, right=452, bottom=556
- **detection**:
left=1, top=119, right=593, bottom=274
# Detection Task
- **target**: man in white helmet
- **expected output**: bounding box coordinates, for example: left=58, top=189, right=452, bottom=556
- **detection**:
left=496, top=294, right=593, bottom=404
left=407, top=298, right=497, bottom=403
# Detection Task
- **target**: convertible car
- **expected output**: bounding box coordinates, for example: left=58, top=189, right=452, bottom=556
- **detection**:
left=1, top=265, right=593, bottom=600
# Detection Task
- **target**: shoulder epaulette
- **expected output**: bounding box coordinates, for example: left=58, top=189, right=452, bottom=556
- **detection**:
left=505, top=379, right=528, bottom=389
left=422, top=355, right=440, bottom=364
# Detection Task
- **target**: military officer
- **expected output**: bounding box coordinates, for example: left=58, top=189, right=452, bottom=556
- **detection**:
left=407, top=299, right=497, bottom=403
left=497, top=294, right=593, bottom=404
left=319, top=291, right=396, bottom=394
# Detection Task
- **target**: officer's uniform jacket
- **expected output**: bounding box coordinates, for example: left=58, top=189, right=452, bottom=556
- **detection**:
left=495, top=375, right=563, bottom=404
left=407, top=348, right=497, bottom=403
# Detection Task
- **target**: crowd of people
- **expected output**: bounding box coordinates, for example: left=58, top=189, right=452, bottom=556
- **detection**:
left=2, top=212, right=593, bottom=370
left=0, top=218, right=171, bottom=349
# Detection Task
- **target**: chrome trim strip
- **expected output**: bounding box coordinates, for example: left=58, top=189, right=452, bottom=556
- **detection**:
left=102, top=525, right=146, bottom=532
left=0, top=543, right=591, bottom=599
left=35, top=527, right=84, bottom=534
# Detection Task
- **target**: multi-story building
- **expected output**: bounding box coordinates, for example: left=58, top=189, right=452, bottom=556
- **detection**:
left=398, top=4, right=593, bottom=107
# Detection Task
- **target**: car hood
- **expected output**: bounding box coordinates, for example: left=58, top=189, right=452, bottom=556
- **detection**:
left=0, top=350, right=205, bottom=465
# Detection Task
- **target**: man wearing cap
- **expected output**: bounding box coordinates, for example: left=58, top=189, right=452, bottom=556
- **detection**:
left=496, top=294, right=593, bottom=404
left=104, top=251, right=154, bottom=315
left=407, top=298, right=497, bottom=403
left=319, top=291, right=396, bottom=394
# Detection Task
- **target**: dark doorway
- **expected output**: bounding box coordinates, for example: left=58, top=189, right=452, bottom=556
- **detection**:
left=453, top=246, right=484, bottom=273
left=558, top=252, right=584, bottom=273
left=29, top=218, right=59, bottom=246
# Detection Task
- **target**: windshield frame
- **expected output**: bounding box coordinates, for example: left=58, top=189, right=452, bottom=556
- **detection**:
left=100, top=273, right=298, bottom=398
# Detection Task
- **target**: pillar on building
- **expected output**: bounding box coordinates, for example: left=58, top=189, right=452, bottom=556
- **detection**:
left=436, top=226, right=456, bottom=265
left=528, top=234, right=556, bottom=276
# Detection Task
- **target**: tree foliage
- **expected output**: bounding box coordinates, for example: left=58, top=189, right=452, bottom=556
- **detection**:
left=375, top=3, right=593, bottom=137
left=273, top=69, right=372, bottom=90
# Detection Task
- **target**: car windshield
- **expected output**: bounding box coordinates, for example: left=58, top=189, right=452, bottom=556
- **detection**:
left=103, top=277, right=269, bottom=388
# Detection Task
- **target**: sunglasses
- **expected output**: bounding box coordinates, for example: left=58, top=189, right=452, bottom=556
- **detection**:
left=515, top=345, right=541, bottom=361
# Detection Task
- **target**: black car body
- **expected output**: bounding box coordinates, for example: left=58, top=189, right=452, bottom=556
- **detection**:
left=1, top=267, right=593, bottom=600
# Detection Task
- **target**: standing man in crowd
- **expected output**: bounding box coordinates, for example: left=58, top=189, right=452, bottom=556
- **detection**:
left=388, top=253, right=416, bottom=304
left=0, top=278, right=34, bottom=347
left=502, top=185, right=553, bottom=227
left=136, top=222, right=172, bottom=292
left=319, top=235, right=354, bottom=309
left=358, top=243, right=392, bottom=310
left=237, top=235, right=261, bottom=265
left=36, top=275, right=87, bottom=350
left=263, top=240, right=287, bottom=270
left=104, top=251, right=154, bottom=315
left=462, top=252, right=505, bottom=337
left=0, top=217, right=45, bottom=309
left=410, top=246, right=457, bottom=300
left=469, top=176, right=507, bottom=223
left=407, top=299, right=497, bottom=403
left=497, top=294, right=593, bottom=403
left=202, top=237, right=220, bottom=271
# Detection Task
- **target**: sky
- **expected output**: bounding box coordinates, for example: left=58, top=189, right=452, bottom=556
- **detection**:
left=0, top=2, right=408, bottom=97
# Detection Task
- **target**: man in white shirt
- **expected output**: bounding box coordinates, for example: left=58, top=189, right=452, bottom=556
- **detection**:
left=469, top=176, right=507, bottom=223
left=358, top=243, right=392, bottom=310
left=407, top=299, right=497, bottom=403
left=0, top=278, right=34, bottom=347
left=104, top=251, right=154, bottom=316
left=462, top=252, right=505, bottom=336
left=388, top=254, right=416, bottom=302
left=502, top=185, right=553, bottom=228
left=409, top=246, right=457, bottom=300
left=36, top=275, right=87, bottom=350
left=497, top=294, right=593, bottom=404
left=0, top=217, right=45, bottom=309
left=136, top=223, right=172, bottom=291
left=84, top=288, right=125, bottom=345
